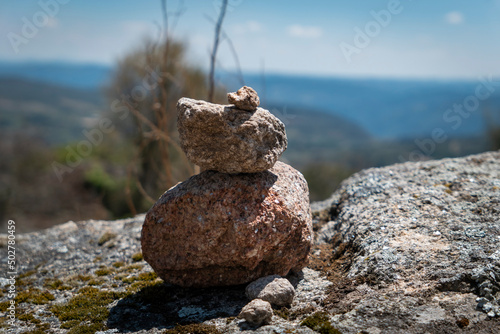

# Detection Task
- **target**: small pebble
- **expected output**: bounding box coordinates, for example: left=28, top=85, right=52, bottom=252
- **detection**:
left=238, top=299, right=273, bottom=326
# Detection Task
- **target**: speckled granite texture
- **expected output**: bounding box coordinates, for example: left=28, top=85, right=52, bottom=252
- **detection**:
left=177, top=97, right=287, bottom=174
left=1, top=151, right=499, bottom=333
left=142, top=161, right=313, bottom=287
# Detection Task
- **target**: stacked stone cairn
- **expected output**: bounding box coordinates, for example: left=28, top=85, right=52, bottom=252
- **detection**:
left=141, top=86, right=313, bottom=289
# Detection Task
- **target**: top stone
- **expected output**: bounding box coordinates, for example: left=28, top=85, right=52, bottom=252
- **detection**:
left=177, top=95, right=287, bottom=174
left=227, top=86, right=260, bottom=111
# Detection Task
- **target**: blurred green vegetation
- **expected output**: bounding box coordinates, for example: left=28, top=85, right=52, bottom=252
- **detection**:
left=302, top=163, right=354, bottom=202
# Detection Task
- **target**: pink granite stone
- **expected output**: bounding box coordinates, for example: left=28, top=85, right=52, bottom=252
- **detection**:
left=141, top=161, right=312, bottom=287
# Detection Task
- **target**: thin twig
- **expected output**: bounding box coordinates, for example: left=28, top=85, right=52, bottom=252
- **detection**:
left=161, top=0, right=168, bottom=39
left=135, top=177, right=157, bottom=205
left=208, top=0, right=228, bottom=102
left=125, top=165, right=138, bottom=216
left=205, top=14, right=245, bottom=87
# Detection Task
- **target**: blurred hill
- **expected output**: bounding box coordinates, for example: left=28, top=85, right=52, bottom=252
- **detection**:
left=0, top=76, right=376, bottom=164
left=0, top=61, right=111, bottom=89
left=223, top=73, right=500, bottom=138
left=1, top=61, right=499, bottom=139
left=0, top=77, right=103, bottom=145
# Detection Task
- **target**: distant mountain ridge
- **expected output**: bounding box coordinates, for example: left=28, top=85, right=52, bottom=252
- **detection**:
left=0, top=77, right=103, bottom=144
left=1, top=61, right=499, bottom=139
left=0, top=77, right=370, bottom=161
left=0, top=61, right=112, bottom=89
left=222, top=73, right=500, bottom=138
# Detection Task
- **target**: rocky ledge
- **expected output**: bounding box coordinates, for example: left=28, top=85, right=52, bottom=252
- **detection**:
left=1, top=151, right=499, bottom=333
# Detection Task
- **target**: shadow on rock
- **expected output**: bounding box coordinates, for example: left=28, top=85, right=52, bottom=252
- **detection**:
left=107, top=282, right=248, bottom=332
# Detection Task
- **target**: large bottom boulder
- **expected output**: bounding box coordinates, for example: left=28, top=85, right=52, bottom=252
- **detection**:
left=141, top=161, right=313, bottom=287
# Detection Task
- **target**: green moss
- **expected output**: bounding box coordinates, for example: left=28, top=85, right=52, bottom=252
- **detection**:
left=275, top=306, right=315, bottom=321
left=126, top=278, right=164, bottom=294
left=21, top=328, right=46, bottom=334
left=98, top=232, right=117, bottom=246
left=44, top=278, right=72, bottom=291
left=19, top=269, right=37, bottom=279
left=50, top=286, right=125, bottom=332
left=118, top=264, right=143, bottom=273
left=0, top=301, right=9, bottom=312
left=44, top=279, right=62, bottom=289
left=76, top=274, right=92, bottom=282
left=122, top=271, right=157, bottom=284
left=60, top=320, right=80, bottom=329
left=87, top=278, right=105, bottom=286
left=164, top=323, right=221, bottom=334
left=16, top=277, right=35, bottom=288
left=18, top=313, right=36, bottom=322
left=68, top=322, right=105, bottom=334
left=131, top=252, right=143, bottom=262
left=139, top=272, right=157, bottom=280
left=95, top=268, right=113, bottom=276
left=21, top=322, right=50, bottom=334
left=112, top=261, right=125, bottom=268
left=114, top=273, right=127, bottom=281
left=274, top=307, right=290, bottom=320
left=300, top=312, right=341, bottom=334
left=15, top=288, right=55, bottom=305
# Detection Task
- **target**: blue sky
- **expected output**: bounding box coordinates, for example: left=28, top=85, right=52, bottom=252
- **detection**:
left=1, top=0, right=499, bottom=79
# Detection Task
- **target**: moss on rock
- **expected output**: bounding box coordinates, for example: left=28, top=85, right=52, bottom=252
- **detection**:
left=131, top=252, right=143, bottom=262
left=163, top=323, right=221, bottom=334
left=300, top=312, right=341, bottom=334
left=50, top=286, right=125, bottom=331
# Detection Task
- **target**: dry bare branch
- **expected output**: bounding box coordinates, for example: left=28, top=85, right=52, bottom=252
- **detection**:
left=208, top=0, right=228, bottom=102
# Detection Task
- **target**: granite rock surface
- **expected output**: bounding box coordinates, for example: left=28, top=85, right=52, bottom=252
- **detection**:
left=177, top=97, right=287, bottom=173
left=141, top=161, right=313, bottom=288
left=1, top=151, right=499, bottom=333
left=312, top=151, right=500, bottom=333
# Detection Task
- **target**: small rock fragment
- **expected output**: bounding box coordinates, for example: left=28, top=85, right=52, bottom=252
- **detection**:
left=238, top=299, right=273, bottom=327
left=246, top=275, right=295, bottom=306
left=228, top=86, right=260, bottom=111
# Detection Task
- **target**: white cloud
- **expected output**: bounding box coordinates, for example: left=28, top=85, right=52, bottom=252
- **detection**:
left=287, top=25, right=323, bottom=38
left=233, top=20, right=263, bottom=34
left=445, top=11, right=464, bottom=25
